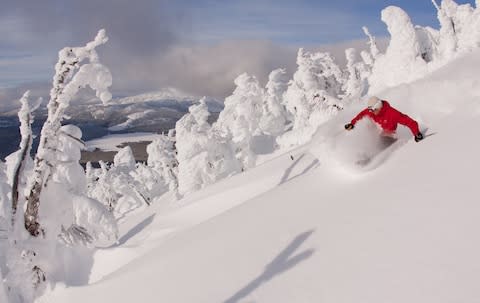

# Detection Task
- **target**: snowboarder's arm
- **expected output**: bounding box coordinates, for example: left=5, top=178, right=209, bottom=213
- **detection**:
left=396, top=112, right=420, bottom=136
left=350, top=109, right=370, bottom=125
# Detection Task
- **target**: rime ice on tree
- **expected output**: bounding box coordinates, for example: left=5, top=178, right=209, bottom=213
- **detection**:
left=177, top=99, right=240, bottom=195
left=279, top=48, right=344, bottom=147
left=146, top=133, right=178, bottom=192
left=25, top=29, right=112, bottom=237
left=260, top=68, right=289, bottom=137
left=1, top=30, right=115, bottom=303
left=369, top=6, right=428, bottom=94
left=214, top=74, right=265, bottom=170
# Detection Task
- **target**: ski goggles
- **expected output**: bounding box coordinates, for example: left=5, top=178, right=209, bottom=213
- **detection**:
left=367, top=101, right=382, bottom=112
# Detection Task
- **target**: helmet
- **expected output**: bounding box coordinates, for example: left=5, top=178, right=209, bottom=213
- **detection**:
left=367, top=96, right=382, bottom=110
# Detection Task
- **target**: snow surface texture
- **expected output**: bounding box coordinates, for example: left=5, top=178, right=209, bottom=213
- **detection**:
left=38, top=38, right=480, bottom=303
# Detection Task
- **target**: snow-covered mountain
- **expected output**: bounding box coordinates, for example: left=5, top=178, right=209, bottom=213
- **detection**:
left=0, top=90, right=223, bottom=160
left=63, top=89, right=223, bottom=133
left=36, top=48, right=480, bottom=303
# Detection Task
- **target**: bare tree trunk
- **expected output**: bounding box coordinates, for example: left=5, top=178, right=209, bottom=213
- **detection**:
left=11, top=91, right=36, bottom=228
left=24, top=58, right=76, bottom=237
left=11, top=133, right=32, bottom=227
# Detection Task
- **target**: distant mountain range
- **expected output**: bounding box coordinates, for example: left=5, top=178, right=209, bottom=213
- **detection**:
left=0, top=89, right=224, bottom=160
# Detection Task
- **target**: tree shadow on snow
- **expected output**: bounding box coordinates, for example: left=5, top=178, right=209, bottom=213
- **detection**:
left=224, top=229, right=315, bottom=303
left=115, top=214, right=156, bottom=246
left=280, top=154, right=319, bottom=185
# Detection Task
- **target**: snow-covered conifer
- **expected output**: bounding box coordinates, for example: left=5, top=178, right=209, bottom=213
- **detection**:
left=434, top=0, right=459, bottom=58
left=177, top=100, right=240, bottom=195
left=176, top=101, right=213, bottom=195
left=279, top=48, right=344, bottom=147
left=415, top=26, right=440, bottom=63
left=146, top=133, right=178, bottom=192
left=86, top=147, right=153, bottom=218
left=369, top=6, right=428, bottom=93
left=113, top=146, right=136, bottom=171
left=214, top=74, right=264, bottom=170
left=434, top=0, right=480, bottom=56
left=41, top=124, right=117, bottom=245
left=260, top=68, right=289, bottom=137
left=343, top=48, right=368, bottom=100
left=85, top=161, right=116, bottom=212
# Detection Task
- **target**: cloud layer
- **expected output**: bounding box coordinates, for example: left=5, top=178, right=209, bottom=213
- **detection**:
left=0, top=0, right=419, bottom=112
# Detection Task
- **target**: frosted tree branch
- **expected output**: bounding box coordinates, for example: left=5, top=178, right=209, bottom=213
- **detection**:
left=362, top=26, right=380, bottom=59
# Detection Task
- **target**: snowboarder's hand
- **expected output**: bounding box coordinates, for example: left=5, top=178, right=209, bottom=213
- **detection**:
left=344, top=123, right=354, bottom=131
left=414, top=132, right=424, bottom=142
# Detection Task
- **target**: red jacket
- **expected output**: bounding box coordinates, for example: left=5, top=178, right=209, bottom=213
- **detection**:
left=351, top=101, right=420, bottom=135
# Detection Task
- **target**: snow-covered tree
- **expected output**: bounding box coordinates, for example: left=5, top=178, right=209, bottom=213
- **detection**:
left=176, top=101, right=212, bottom=195
left=368, top=6, right=429, bottom=93
left=177, top=100, right=240, bottom=195
left=214, top=74, right=265, bottom=170
left=415, top=26, right=440, bottom=63
left=433, top=0, right=459, bottom=58
left=1, top=30, right=114, bottom=302
left=279, top=48, right=344, bottom=147
left=24, top=29, right=112, bottom=238
left=112, top=147, right=153, bottom=210
left=49, top=125, right=117, bottom=246
left=260, top=68, right=289, bottom=137
left=1, top=92, right=39, bottom=303
left=146, top=132, right=178, bottom=192
left=3, top=123, right=117, bottom=303
left=113, top=146, right=136, bottom=170
left=86, top=147, right=153, bottom=219
left=284, top=48, right=344, bottom=130
left=362, top=26, right=380, bottom=65
left=4, top=91, right=41, bottom=228
left=433, top=0, right=480, bottom=56
left=86, top=161, right=116, bottom=212
left=343, top=48, right=369, bottom=101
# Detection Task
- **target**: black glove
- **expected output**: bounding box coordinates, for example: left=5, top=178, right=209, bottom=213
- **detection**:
left=344, top=123, right=354, bottom=130
left=414, top=132, right=424, bottom=142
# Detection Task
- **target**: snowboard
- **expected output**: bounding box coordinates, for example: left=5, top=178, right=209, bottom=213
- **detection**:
left=354, top=136, right=404, bottom=168
left=355, top=129, right=435, bottom=170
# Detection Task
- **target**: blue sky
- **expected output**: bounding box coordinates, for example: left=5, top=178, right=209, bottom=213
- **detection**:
left=187, top=0, right=458, bottom=45
left=0, top=0, right=477, bottom=108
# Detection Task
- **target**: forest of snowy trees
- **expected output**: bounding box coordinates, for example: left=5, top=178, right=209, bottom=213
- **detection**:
left=1, top=1, right=480, bottom=302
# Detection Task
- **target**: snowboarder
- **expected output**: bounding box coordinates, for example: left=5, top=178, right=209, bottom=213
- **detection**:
left=344, top=96, right=424, bottom=143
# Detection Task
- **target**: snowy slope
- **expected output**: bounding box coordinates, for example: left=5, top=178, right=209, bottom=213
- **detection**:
left=39, top=51, right=480, bottom=303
